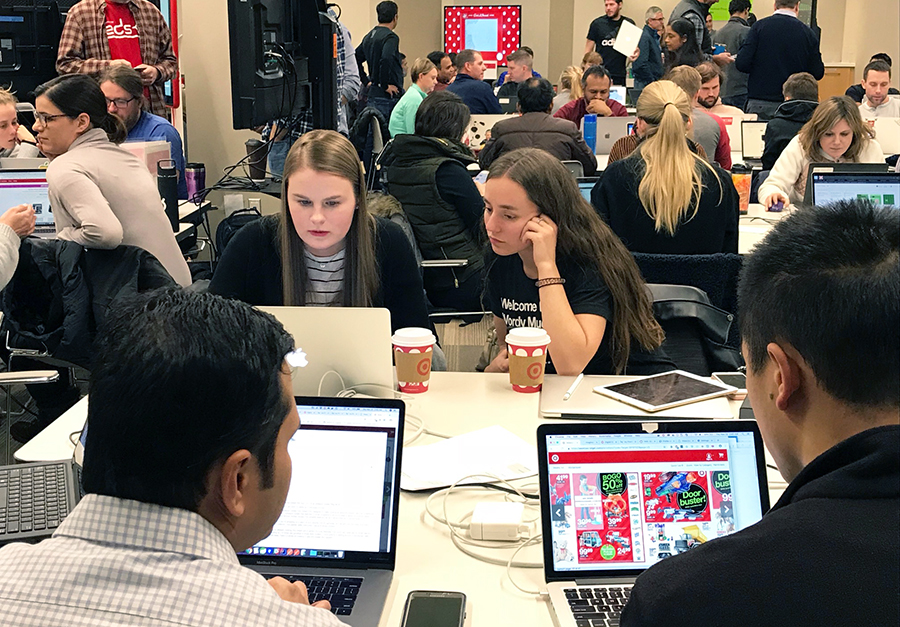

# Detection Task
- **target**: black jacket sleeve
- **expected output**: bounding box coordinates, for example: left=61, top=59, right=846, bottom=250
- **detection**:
left=380, top=32, right=402, bottom=90
left=434, top=161, right=485, bottom=233
left=209, top=217, right=283, bottom=306
left=715, top=167, right=741, bottom=254
left=375, top=218, right=432, bottom=332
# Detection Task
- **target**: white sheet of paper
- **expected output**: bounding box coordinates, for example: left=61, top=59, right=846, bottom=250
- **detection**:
left=612, top=19, right=643, bottom=58
left=401, top=425, right=538, bottom=491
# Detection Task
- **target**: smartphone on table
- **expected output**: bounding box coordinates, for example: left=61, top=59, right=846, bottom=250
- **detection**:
left=400, top=590, right=466, bottom=627
left=712, top=372, right=748, bottom=400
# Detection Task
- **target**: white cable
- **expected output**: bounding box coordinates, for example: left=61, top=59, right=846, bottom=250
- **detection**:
left=316, top=370, right=346, bottom=397
left=506, top=534, right=547, bottom=596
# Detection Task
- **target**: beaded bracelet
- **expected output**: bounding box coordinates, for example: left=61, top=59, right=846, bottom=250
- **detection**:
left=535, top=277, right=566, bottom=288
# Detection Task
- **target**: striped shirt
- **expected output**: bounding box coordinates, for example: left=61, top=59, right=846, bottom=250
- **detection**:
left=305, top=248, right=345, bottom=306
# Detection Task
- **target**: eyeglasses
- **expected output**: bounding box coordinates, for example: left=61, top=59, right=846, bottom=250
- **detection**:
left=105, top=96, right=137, bottom=108
left=33, top=112, right=69, bottom=125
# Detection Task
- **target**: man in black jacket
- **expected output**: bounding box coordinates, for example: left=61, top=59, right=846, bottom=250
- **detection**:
left=761, top=71, right=818, bottom=170
left=621, top=199, right=900, bottom=627
left=735, top=0, right=824, bottom=120
left=479, top=78, right=597, bottom=175
left=356, top=1, right=403, bottom=120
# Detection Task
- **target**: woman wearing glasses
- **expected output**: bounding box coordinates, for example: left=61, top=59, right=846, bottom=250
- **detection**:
left=32, top=74, right=190, bottom=286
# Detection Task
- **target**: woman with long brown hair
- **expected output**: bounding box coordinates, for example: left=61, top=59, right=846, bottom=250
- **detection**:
left=210, top=129, right=432, bottom=333
left=482, top=147, right=670, bottom=376
left=760, top=96, right=884, bottom=208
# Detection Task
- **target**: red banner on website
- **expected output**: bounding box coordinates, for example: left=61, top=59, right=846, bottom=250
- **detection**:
left=548, top=449, right=729, bottom=465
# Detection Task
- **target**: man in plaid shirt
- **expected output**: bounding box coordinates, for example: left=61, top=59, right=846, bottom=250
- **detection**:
left=56, top=0, right=177, bottom=119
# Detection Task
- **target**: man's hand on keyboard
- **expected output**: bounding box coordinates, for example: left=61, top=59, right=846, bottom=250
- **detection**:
left=267, top=576, right=333, bottom=611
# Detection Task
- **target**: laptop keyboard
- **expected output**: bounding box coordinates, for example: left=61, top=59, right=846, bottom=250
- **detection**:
left=0, top=463, right=71, bottom=536
left=565, top=585, right=632, bottom=627
left=264, top=575, right=363, bottom=616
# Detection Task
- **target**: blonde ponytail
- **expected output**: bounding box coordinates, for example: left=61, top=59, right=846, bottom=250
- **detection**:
left=636, top=80, right=719, bottom=235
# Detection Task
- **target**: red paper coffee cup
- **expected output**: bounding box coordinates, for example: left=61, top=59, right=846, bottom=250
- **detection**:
left=506, top=327, right=551, bottom=393
left=392, top=327, right=435, bottom=394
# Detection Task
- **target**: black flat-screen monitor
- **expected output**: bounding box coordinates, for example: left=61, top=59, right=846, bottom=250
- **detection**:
left=226, top=0, right=336, bottom=130
left=0, top=1, right=63, bottom=102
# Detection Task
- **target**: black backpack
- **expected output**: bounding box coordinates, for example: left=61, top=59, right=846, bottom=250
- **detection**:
left=215, top=207, right=262, bottom=257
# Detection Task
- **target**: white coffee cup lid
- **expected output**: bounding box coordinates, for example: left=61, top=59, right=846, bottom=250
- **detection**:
left=392, top=326, right=436, bottom=347
left=506, top=326, right=551, bottom=347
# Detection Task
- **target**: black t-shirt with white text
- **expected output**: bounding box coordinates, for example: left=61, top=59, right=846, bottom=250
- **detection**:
left=485, top=254, right=615, bottom=374
left=586, top=15, right=635, bottom=83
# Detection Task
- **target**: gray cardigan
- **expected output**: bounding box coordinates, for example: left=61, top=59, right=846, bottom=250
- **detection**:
left=47, top=128, right=191, bottom=287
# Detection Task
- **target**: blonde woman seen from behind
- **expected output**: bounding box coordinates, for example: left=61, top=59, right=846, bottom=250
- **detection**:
left=552, top=66, right=583, bottom=115
left=592, top=80, right=739, bottom=254
left=759, top=96, right=884, bottom=208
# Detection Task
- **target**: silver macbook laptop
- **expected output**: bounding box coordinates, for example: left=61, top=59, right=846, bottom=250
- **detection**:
left=741, top=120, right=767, bottom=165
left=809, top=171, right=899, bottom=207
left=538, top=420, right=769, bottom=626
left=0, top=157, right=49, bottom=170
left=257, top=306, right=394, bottom=397
left=239, top=396, right=404, bottom=626
left=0, top=169, right=55, bottom=236
left=584, top=116, right=637, bottom=154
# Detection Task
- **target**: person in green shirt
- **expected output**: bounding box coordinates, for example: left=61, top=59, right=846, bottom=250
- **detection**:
left=388, top=57, right=437, bottom=136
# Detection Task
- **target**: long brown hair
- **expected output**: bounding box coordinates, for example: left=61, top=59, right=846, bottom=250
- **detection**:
left=799, top=96, right=877, bottom=163
left=280, top=129, right=378, bottom=307
left=487, top=148, right=664, bottom=373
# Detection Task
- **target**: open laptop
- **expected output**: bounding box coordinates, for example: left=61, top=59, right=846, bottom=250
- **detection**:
left=740, top=120, right=767, bottom=167
left=538, top=420, right=769, bottom=627
left=498, top=95, right=519, bottom=114
left=809, top=171, right=900, bottom=207
left=257, top=306, right=394, bottom=397
left=577, top=177, right=600, bottom=204
left=872, top=117, right=900, bottom=155
left=802, top=162, right=891, bottom=205
left=0, top=170, right=55, bottom=236
left=239, top=396, right=404, bottom=626
left=589, top=116, right=637, bottom=155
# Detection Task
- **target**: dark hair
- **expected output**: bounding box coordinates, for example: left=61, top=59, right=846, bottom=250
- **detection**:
left=35, top=74, right=127, bottom=144
left=782, top=72, right=819, bottom=101
left=870, top=53, right=893, bottom=67
left=517, top=77, right=554, bottom=113
left=487, top=149, right=664, bottom=373
left=774, top=0, right=799, bottom=8
left=746, top=12, right=757, bottom=25
left=455, top=48, right=479, bottom=71
left=728, top=0, right=752, bottom=14
left=519, top=46, right=535, bottom=56
left=99, top=64, right=144, bottom=100
left=582, top=64, right=611, bottom=86
left=376, top=0, right=397, bottom=23
left=415, top=90, right=469, bottom=139
left=864, top=60, right=892, bottom=81
left=82, top=289, right=296, bottom=511
left=664, top=19, right=704, bottom=71
left=739, top=201, right=900, bottom=409
left=695, top=61, right=722, bottom=84
left=427, top=50, right=449, bottom=67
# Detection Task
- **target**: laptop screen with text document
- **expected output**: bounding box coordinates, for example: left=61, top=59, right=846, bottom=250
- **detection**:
left=239, top=399, right=402, bottom=564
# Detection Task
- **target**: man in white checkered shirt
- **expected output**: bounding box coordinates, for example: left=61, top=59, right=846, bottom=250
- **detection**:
left=0, top=290, right=347, bottom=626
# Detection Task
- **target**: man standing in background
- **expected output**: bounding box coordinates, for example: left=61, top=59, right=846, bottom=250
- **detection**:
left=356, top=1, right=403, bottom=122
left=585, top=0, right=635, bottom=86
left=735, top=0, right=824, bottom=121
left=670, top=0, right=733, bottom=66
left=713, top=0, right=752, bottom=110
left=633, top=6, right=665, bottom=96
left=56, top=0, right=177, bottom=119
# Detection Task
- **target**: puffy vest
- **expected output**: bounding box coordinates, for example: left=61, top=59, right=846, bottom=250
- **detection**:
left=384, top=135, right=484, bottom=292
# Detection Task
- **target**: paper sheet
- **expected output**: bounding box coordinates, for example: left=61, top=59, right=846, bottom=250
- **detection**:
left=401, top=425, right=538, bottom=491
left=612, top=19, right=643, bottom=59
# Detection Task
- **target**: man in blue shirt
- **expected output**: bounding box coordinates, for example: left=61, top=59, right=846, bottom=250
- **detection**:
left=446, top=49, right=502, bottom=115
left=100, top=65, right=187, bottom=198
left=633, top=6, right=665, bottom=96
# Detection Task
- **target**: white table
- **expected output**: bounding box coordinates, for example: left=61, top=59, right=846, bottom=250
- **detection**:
left=19, top=372, right=787, bottom=626
left=739, top=202, right=793, bottom=255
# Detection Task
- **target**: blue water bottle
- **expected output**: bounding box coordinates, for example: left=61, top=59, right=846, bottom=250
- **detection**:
left=583, top=114, right=598, bottom=154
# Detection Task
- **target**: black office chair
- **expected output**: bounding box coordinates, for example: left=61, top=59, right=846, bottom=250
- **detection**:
left=647, top=284, right=743, bottom=376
